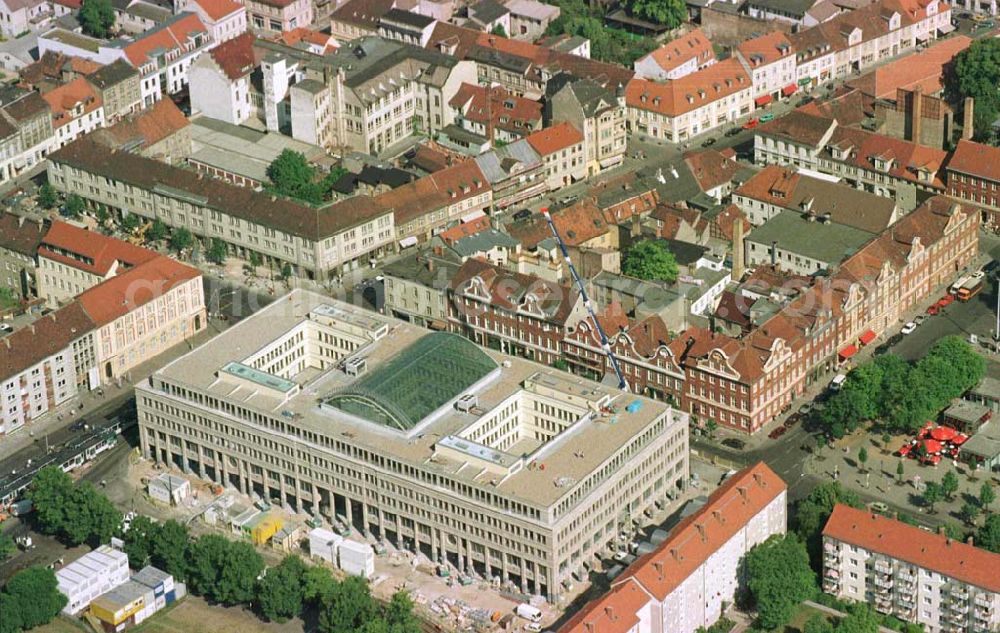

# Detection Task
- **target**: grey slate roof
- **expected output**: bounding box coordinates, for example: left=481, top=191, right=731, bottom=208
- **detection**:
left=745, top=211, right=875, bottom=265
left=448, top=228, right=518, bottom=257
left=474, top=138, right=542, bottom=183
left=86, top=59, right=139, bottom=89
left=469, top=0, right=510, bottom=25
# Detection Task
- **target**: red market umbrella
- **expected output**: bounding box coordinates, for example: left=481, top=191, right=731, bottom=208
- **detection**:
left=930, top=426, right=957, bottom=441
left=923, top=439, right=943, bottom=454
left=899, top=444, right=912, bottom=456
left=953, top=434, right=969, bottom=445
left=928, top=455, right=942, bottom=466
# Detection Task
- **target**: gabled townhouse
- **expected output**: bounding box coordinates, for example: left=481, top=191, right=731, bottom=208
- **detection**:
left=0, top=87, right=54, bottom=182
left=85, top=59, right=141, bottom=124
left=505, top=0, right=558, bottom=40
left=245, top=0, right=311, bottom=34
left=276, top=26, right=338, bottom=53
left=524, top=121, right=585, bottom=190
left=467, top=0, right=509, bottom=34
left=376, top=159, right=492, bottom=242
left=507, top=198, right=620, bottom=278
left=0, top=0, right=60, bottom=38
left=377, top=9, right=437, bottom=48
left=633, top=27, right=716, bottom=81
left=18, top=51, right=101, bottom=92
left=624, top=59, right=753, bottom=144
left=183, top=0, right=247, bottom=43
left=42, top=77, right=104, bottom=148
left=474, top=137, right=546, bottom=208
left=447, top=257, right=585, bottom=364
left=0, top=212, right=46, bottom=298
left=112, top=0, right=174, bottom=35
left=448, top=82, right=543, bottom=143
left=90, top=98, right=191, bottom=164
left=329, top=0, right=395, bottom=41
left=546, top=74, right=627, bottom=176
left=559, top=462, right=787, bottom=633
left=189, top=32, right=257, bottom=124
left=47, top=136, right=397, bottom=279
left=735, top=31, right=798, bottom=106
left=733, top=164, right=901, bottom=231
left=755, top=110, right=948, bottom=209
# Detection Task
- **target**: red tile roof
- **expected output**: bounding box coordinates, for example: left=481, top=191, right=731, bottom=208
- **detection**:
left=0, top=301, right=96, bottom=379
left=737, top=31, right=795, bottom=68
left=824, top=504, right=1000, bottom=593
left=625, top=59, right=750, bottom=117
left=450, top=257, right=579, bottom=325
left=561, top=462, right=786, bottom=633
left=438, top=215, right=491, bottom=244
left=207, top=32, right=257, bottom=80
left=684, top=148, right=740, bottom=193
left=123, top=13, right=208, bottom=68
left=638, top=28, right=714, bottom=75
left=276, top=27, right=338, bottom=53
left=377, top=160, right=489, bottom=227
left=847, top=35, right=971, bottom=99
left=525, top=121, right=583, bottom=156
left=77, top=255, right=201, bottom=326
left=42, top=77, right=102, bottom=129
left=508, top=198, right=610, bottom=248
left=947, top=138, right=1000, bottom=183
left=190, top=0, right=243, bottom=20
left=39, top=221, right=158, bottom=277
left=449, top=83, right=542, bottom=135
left=0, top=212, right=47, bottom=257
left=96, top=98, right=189, bottom=149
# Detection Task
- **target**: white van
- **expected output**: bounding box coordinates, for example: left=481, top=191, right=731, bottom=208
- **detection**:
left=830, top=374, right=847, bottom=391
left=516, top=604, right=543, bottom=623
left=950, top=274, right=971, bottom=294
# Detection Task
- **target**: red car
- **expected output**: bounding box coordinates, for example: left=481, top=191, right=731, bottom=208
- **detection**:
left=742, top=118, right=760, bottom=130
left=938, top=294, right=955, bottom=307
left=768, top=426, right=788, bottom=439
left=926, top=304, right=940, bottom=316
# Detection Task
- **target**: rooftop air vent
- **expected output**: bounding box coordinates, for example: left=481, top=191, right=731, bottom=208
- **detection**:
left=344, top=357, right=367, bottom=376
left=455, top=394, right=478, bottom=412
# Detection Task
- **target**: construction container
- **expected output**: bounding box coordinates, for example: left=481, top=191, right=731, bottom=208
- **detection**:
left=249, top=514, right=284, bottom=545
left=308, top=527, right=342, bottom=564
left=339, top=540, right=375, bottom=578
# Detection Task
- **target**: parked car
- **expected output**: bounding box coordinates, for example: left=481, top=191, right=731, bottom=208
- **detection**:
left=742, top=118, right=760, bottom=130
left=759, top=112, right=775, bottom=122
left=830, top=374, right=848, bottom=391
left=0, top=323, right=11, bottom=333
left=701, top=137, right=717, bottom=147
left=511, top=209, right=531, bottom=221
left=914, top=314, right=926, bottom=326
left=768, top=426, right=787, bottom=440
left=783, top=414, right=801, bottom=429
left=798, top=403, right=814, bottom=415
left=725, top=127, right=742, bottom=137
left=901, top=321, right=917, bottom=335
left=926, top=304, right=941, bottom=316
left=722, top=437, right=746, bottom=450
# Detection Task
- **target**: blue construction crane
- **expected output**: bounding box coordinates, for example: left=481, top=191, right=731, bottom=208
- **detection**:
left=541, top=207, right=628, bottom=391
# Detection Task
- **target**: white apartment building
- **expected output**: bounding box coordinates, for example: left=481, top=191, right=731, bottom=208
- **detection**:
left=47, top=137, right=396, bottom=278
left=624, top=59, right=752, bottom=144
left=561, top=462, right=787, bottom=633
left=56, top=546, right=130, bottom=615
left=633, top=28, right=715, bottom=81
left=42, top=77, right=104, bottom=149
left=184, top=0, right=248, bottom=43
left=525, top=122, right=586, bottom=190
left=823, top=504, right=1000, bottom=633
left=735, top=31, right=797, bottom=104
left=189, top=33, right=256, bottom=125
left=137, top=291, right=691, bottom=602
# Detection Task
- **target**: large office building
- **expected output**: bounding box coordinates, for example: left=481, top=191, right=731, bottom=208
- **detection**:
left=823, top=504, right=1000, bottom=633
left=136, top=290, right=690, bottom=600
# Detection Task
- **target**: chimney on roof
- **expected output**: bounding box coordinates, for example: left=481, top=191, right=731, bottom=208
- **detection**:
left=712, top=510, right=724, bottom=524
left=910, top=86, right=923, bottom=145
left=737, top=486, right=748, bottom=502
left=652, top=561, right=664, bottom=580
left=670, top=548, right=682, bottom=562
left=967, top=535, right=974, bottom=545
left=938, top=526, right=947, bottom=536
left=753, top=472, right=766, bottom=487
left=695, top=523, right=707, bottom=542
left=583, top=622, right=595, bottom=633
left=963, top=96, right=974, bottom=141
left=604, top=606, right=616, bottom=621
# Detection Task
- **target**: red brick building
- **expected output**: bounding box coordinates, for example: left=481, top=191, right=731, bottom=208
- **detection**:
left=945, top=138, right=1000, bottom=230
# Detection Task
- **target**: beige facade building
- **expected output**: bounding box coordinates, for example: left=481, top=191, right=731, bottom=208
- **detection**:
left=137, top=291, right=690, bottom=601
left=246, top=0, right=312, bottom=34
left=46, top=137, right=396, bottom=279
left=823, top=504, right=1000, bottom=633
left=546, top=76, right=626, bottom=176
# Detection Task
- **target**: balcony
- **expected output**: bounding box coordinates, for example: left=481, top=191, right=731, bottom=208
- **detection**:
left=874, top=560, right=892, bottom=574
left=975, top=595, right=992, bottom=609
left=974, top=607, right=992, bottom=621
left=824, top=568, right=840, bottom=579
left=949, top=601, right=969, bottom=615
left=824, top=552, right=840, bottom=566
left=873, top=576, right=893, bottom=591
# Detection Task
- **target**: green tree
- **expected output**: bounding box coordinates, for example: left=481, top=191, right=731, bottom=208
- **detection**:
left=147, top=218, right=169, bottom=242
left=947, top=38, right=1000, bottom=142
left=122, top=515, right=159, bottom=568
left=802, top=614, right=835, bottom=633
left=188, top=535, right=263, bottom=605
left=2, top=566, right=67, bottom=630
left=207, top=238, right=228, bottom=265
left=79, top=0, right=115, bottom=38
left=169, top=227, right=193, bottom=253
left=923, top=481, right=943, bottom=512
left=37, top=183, right=57, bottom=209
left=302, top=565, right=338, bottom=605
left=925, top=336, right=986, bottom=391
left=857, top=446, right=868, bottom=472
left=980, top=482, right=996, bottom=511
left=257, top=555, right=306, bottom=622
left=836, top=603, right=880, bottom=633
left=152, top=520, right=191, bottom=581
left=622, top=240, right=680, bottom=283
left=0, top=592, right=23, bottom=633
left=27, top=466, right=75, bottom=537
left=96, top=206, right=109, bottom=224
left=67, top=482, right=122, bottom=546
left=941, top=470, right=960, bottom=501
left=626, top=0, right=685, bottom=27
left=318, top=576, right=378, bottom=633
left=0, top=533, right=15, bottom=560
left=385, top=591, right=421, bottom=633
left=280, top=263, right=294, bottom=280
left=744, top=534, right=816, bottom=630
left=977, top=513, right=1000, bottom=552
left=793, top=482, right=862, bottom=568
left=249, top=251, right=263, bottom=267
left=121, top=213, right=141, bottom=233
left=267, top=150, right=325, bottom=205
left=705, top=419, right=718, bottom=438
left=896, top=460, right=905, bottom=483
left=491, top=23, right=507, bottom=37
left=960, top=501, right=981, bottom=526
left=63, top=193, right=85, bottom=218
